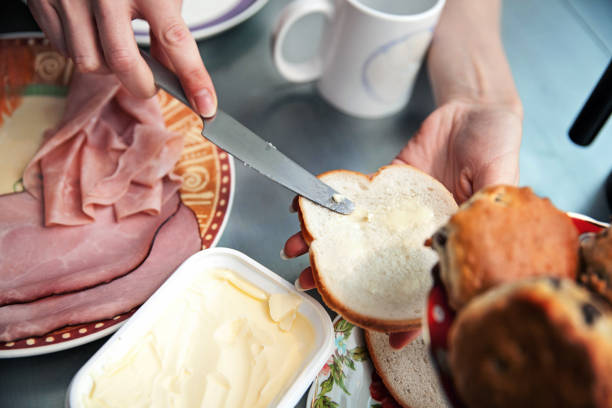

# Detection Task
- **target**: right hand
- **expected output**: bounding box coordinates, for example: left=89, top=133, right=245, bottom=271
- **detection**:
left=283, top=198, right=422, bottom=350
left=28, top=0, right=217, bottom=117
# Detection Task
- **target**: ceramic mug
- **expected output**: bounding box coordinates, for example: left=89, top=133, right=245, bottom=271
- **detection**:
left=272, top=0, right=446, bottom=118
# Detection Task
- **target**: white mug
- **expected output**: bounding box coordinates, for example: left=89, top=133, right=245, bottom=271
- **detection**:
left=272, top=0, right=446, bottom=118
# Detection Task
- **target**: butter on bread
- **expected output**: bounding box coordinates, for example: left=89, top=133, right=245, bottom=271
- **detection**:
left=432, top=185, right=579, bottom=310
left=365, top=331, right=449, bottom=408
left=298, top=165, right=457, bottom=332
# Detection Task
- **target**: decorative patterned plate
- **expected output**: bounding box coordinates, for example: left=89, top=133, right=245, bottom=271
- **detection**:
left=0, top=36, right=234, bottom=358
left=132, top=0, right=269, bottom=44
left=306, top=316, right=403, bottom=408
left=424, top=213, right=610, bottom=407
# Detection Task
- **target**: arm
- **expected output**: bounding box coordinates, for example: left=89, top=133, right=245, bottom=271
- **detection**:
left=428, top=0, right=522, bottom=112
left=395, top=0, right=523, bottom=203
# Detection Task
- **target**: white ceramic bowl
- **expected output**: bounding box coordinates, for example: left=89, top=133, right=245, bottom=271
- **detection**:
left=66, top=248, right=334, bottom=408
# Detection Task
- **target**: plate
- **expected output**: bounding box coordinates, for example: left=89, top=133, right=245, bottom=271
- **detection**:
left=0, top=36, right=234, bottom=358
left=424, top=213, right=610, bottom=408
left=306, top=316, right=403, bottom=408
left=132, top=0, right=269, bottom=44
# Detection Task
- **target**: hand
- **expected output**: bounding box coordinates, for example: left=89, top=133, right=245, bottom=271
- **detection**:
left=28, top=0, right=217, bottom=117
left=282, top=198, right=422, bottom=350
left=394, top=99, right=523, bottom=203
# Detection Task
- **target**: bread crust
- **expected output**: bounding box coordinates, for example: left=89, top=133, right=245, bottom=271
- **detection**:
left=434, top=185, right=579, bottom=310
left=298, top=164, right=456, bottom=332
left=364, top=330, right=413, bottom=408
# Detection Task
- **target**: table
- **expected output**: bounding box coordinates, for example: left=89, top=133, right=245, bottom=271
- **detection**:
left=1, top=0, right=611, bottom=407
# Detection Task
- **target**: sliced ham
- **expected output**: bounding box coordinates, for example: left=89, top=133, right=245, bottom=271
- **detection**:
left=23, top=72, right=182, bottom=226
left=0, top=203, right=200, bottom=342
left=0, top=189, right=180, bottom=306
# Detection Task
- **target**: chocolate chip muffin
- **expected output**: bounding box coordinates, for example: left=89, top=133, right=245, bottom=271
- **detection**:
left=449, top=277, right=612, bottom=408
left=579, top=227, right=612, bottom=304
left=431, top=185, right=579, bottom=310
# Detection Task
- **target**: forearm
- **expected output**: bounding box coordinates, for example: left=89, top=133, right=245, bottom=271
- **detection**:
left=428, top=0, right=522, bottom=115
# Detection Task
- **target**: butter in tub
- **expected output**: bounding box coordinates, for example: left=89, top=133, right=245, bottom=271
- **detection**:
left=81, top=269, right=315, bottom=408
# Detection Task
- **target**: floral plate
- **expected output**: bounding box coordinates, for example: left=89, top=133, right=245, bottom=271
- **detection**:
left=0, top=36, right=235, bottom=358
left=306, top=316, right=403, bottom=408
left=132, top=0, right=269, bottom=44
left=424, top=212, right=610, bottom=407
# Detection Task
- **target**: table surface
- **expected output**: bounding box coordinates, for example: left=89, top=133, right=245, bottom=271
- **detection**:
left=1, top=0, right=611, bottom=407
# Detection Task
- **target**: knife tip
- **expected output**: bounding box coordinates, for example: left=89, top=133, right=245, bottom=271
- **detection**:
left=330, top=197, right=355, bottom=215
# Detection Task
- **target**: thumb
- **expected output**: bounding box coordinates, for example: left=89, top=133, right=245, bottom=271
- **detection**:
left=472, top=156, right=520, bottom=193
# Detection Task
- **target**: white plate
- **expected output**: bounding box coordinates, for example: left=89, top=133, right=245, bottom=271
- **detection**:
left=306, top=316, right=395, bottom=408
left=67, top=248, right=335, bottom=408
left=132, top=0, right=269, bottom=44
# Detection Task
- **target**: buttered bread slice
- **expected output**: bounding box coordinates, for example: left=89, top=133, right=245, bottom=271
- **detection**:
left=298, top=165, right=457, bottom=332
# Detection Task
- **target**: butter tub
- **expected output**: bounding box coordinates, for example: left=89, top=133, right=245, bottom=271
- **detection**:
left=67, top=248, right=334, bottom=408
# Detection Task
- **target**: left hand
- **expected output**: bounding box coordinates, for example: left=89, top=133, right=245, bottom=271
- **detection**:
left=394, top=99, right=523, bottom=203
left=282, top=99, right=522, bottom=349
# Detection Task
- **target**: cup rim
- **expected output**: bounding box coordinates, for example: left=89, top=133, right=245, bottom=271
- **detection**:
left=346, top=0, right=446, bottom=22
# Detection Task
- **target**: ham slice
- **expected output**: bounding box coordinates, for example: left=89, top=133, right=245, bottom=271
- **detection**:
left=0, top=203, right=200, bottom=342
left=0, top=189, right=180, bottom=306
left=23, top=72, right=182, bottom=226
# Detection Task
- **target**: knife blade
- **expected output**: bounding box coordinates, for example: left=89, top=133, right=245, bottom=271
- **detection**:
left=140, top=50, right=354, bottom=215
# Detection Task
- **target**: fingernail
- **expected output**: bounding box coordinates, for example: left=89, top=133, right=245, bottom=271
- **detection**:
left=294, top=278, right=306, bottom=292
left=280, top=248, right=289, bottom=260
left=194, top=88, right=217, bottom=118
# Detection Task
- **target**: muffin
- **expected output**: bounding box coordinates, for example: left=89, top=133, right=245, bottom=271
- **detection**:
left=449, top=277, right=612, bottom=408
left=579, top=227, right=612, bottom=304
left=431, top=185, right=579, bottom=309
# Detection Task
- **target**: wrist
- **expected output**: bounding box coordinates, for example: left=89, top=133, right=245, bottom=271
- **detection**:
left=443, top=93, right=523, bottom=121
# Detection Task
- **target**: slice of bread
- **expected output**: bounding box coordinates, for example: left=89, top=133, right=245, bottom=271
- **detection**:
left=298, top=165, right=457, bottom=332
left=365, top=330, right=449, bottom=408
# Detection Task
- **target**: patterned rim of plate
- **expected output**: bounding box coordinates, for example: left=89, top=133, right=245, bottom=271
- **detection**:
left=424, top=213, right=610, bottom=408
left=133, top=0, right=269, bottom=44
left=0, top=36, right=234, bottom=358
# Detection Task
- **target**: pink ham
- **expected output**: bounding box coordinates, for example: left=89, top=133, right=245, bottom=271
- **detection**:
left=23, top=72, right=182, bottom=226
left=0, top=189, right=180, bottom=306
left=0, top=203, right=200, bottom=342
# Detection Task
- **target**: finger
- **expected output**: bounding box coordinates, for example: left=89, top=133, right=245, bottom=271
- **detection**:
left=393, top=136, right=432, bottom=174
left=28, top=1, right=68, bottom=55
left=289, top=195, right=299, bottom=213
left=388, top=329, right=422, bottom=350
left=93, top=0, right=155, bottom=98
left=149, top=30, right=175, bottom=73
left=283, top=232, right=308, bottom=259
left=472, top=155, right=520, bottom=194
left=142, top=1, right=217, bottom=117
left=57, top=0, right=106, bottom=73
left=295, top=267, right=316, bottom=291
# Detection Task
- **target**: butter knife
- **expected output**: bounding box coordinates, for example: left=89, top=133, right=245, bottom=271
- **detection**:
left=140, top=51, right=354, bottom=215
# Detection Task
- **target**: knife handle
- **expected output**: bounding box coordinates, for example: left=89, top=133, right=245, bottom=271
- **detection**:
left=569, top=59, right=612, bottom=146
left=139, top=49, right=192, bottom=111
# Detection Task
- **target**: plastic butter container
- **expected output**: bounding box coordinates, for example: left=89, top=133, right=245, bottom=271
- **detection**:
left=66, top=248, right=334, bottom=408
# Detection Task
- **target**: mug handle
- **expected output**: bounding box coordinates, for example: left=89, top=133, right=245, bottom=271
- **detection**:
left=271, top=0, right=334, bottom=82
